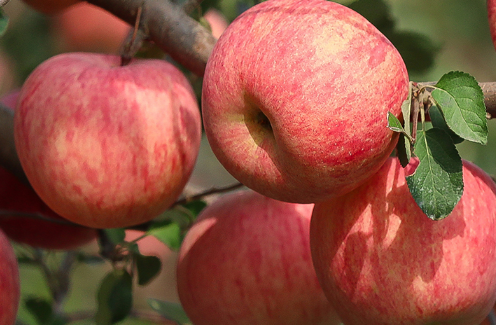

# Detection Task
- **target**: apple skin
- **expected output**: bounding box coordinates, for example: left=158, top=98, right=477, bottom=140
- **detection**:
left=310, top=157, right=496, bottom=325
left=0, top=228, right=20, bottom=325
left=51, top=3, right=131, bottom=54
left=14, top=53, right=202, bottom=229
left=177, top=190, right=341, bottom=325
left=0, top=91, right=98, bottom=250
left=488, top=0, right=496, bottom=51
left=202, top=0, right=409, bottom=204
left=22, top=0, right=80, bottom=15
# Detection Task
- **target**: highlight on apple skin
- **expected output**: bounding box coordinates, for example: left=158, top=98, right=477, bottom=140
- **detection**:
left=202, top=0, right=409, bottom=204
left=14, top=53, right=202, bottom=229
left=177, top=190, right=341, bottom=325
left=310, top=157, right=496, bottom=325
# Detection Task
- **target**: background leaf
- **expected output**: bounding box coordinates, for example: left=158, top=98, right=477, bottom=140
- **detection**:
left=135, top=253, right=162, bottom=286
left=103, top=228, right=126, bottom=245
left=348, top=0, right=438, bottom=74
left=0, top=9, right=8, bottom=37
left=431, top=71, right=487, bottom=144
left=148, top=222, right=182, bottom=250
left=148, top=299, right=191, bottom=324
left=406, top=128, right=463, bottom=220
left=95, top=269, right=133, bottom=325
left=25, top=297, right=53, bottom=324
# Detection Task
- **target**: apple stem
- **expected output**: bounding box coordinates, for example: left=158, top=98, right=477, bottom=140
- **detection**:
left=120, top=4, right=146, bottom=66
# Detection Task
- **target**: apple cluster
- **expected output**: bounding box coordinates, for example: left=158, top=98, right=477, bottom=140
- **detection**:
left=2, top=0, right=496, bottom=324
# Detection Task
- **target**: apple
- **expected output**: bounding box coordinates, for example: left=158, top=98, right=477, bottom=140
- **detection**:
left=201, top=0, right=409, bottom=204
left=50, top=2, right=131, bottom=54
left=0, top=228, right=20, bottom=325
left=125, top=230, right=180, bottom=306
left=310, top=157, right=496, bottom=325
left=488, top=0, right=496, bottom=51
left=0, top=91, right=98, bottom=250
left=203, top=9, right=229, bottom=39
left=177, top=190, right=341, bottom=325
left=14, top=53, right=202, bottom=229
left=22, top=0, right=80, bottom=15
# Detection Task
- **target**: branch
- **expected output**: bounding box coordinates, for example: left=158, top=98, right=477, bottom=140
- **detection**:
left=86, top=0, right=216, bottom=77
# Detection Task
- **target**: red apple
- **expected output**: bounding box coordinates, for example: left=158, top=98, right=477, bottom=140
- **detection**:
left=14, top=53, right=202, bottom=229
left=50, top=2, right=131, bottom=54
left=22, top=0, right=80, bottom=15
left=203, top=9, right=229, bottom=39
left=488, top=0, right=496, bottom=51
left=177, top=190, right=341, bottom=325
left=201, top=0, right=409, bottom=204
left=0, top=91, right=98, bottom=250
left=0, top=228, right=20, bottom=325
left=310, top=157, right=496, bottom=325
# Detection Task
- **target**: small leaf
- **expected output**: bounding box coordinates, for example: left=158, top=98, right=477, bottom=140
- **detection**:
left=406, top=128, right=463, bottom=220
left=431, top=71, right=487, bottom=144
left=429, top=105, right=464, bottom=144
left=148, top=299, right=192, bottom=324
left=95, top=269, right=133, bottom=324
left=136, top=253, right=162, bottom=286
left=387, top=111, right=405, bottom=133
left=0, top=9, right=8, bottom=37
left=25, top=297, right=53, bottom=324
left=148, top=222, right=182, bottom=250
left=182, top=200, right=207, bottom=218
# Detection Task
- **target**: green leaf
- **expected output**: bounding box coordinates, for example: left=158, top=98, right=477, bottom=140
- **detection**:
left=25, top=297, right=53, bottom=324
left=0, top=9, right=8, bottom=37
left=348, top=0, right=394, bottom=32
left=387, top=111, right=405, bottom=133
left=429, top=105, right=464, bottom=144
left=95, top=269, right=133, bottom=324
left=148, top=221, right=182, bottom=250
left=182, top=200, right=207, bottom=218
left=406, top=128, right=463, bottom=220
left=136, top=253, right=162, bottom=286
left=385, top=31, right=439, bottom=74
left=431, top=71, right=487, bottom=144
left=148, top=299, right=192, bottom=324
left=103, top=228, right=126, bottom=245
